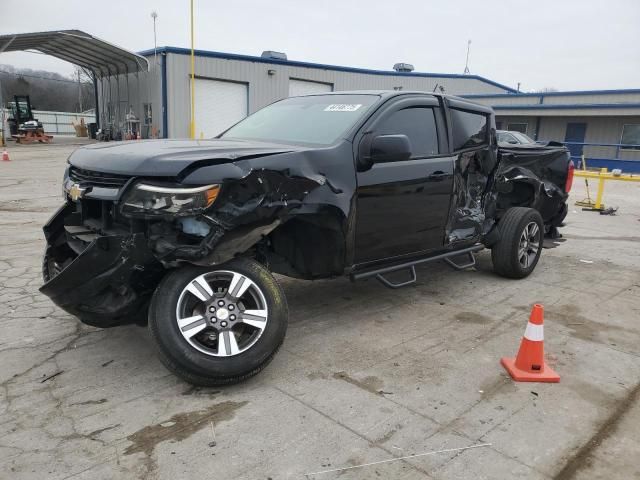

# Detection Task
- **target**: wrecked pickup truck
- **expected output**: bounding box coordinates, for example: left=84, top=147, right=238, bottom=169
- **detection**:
left=40, top=91, right=573, bottom=386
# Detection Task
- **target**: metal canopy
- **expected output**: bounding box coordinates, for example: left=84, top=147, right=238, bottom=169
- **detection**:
left=0, top=30, right=149, bottom=77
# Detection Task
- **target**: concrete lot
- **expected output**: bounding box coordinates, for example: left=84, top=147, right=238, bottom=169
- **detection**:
left=1, top=140, right=639, bottom=480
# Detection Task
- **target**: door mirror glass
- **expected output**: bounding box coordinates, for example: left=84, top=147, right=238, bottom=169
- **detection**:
left=370, top=134, right=411, bottom=163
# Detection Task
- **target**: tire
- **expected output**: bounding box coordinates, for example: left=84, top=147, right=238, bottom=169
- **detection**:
left=491, top=207, right=544, bottom=279
left=148, top=257, right=288, bottom=386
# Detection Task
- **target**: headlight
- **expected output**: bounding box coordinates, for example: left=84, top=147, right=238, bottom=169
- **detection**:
left=120, top=183, right=220, bottom=217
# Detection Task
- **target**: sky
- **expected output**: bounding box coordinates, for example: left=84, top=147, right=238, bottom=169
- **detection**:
left=1, top=0, right=639, bottom=92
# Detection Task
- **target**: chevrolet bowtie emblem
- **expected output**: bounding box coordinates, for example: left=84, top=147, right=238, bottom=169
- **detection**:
left=68, top=183, right=86, bottom=201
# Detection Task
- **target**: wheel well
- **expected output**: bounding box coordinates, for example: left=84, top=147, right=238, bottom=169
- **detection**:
left=259, top=215, right=346, bottom=279
left=496, top=181, right=536, bottom=217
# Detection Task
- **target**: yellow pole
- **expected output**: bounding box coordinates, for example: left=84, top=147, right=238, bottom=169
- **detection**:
left=189, top=0, right=196, bottom=139
left=594, top=168, right=607, bottom=210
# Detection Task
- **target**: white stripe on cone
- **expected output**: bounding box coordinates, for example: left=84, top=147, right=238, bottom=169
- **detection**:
left=523, top=322, right=544, bottom=341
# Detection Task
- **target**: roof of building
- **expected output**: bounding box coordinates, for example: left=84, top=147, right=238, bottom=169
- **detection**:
left=0, top=30, right=148, bottom=77
left=139, top=46, right=517, bottom=93
left=464, top=88, right=640, bottom=99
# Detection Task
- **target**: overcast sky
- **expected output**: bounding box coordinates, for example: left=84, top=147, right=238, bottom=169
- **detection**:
left=1, top=0, right=638, bottom=92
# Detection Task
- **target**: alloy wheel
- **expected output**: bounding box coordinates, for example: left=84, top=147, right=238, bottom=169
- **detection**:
left=518, top=221, right=540, bottom=269
left=175, top=270, right=269, bottom=357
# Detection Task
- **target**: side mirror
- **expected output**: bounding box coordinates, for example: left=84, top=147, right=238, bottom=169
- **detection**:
left=370, top=134, right=412, bottom=163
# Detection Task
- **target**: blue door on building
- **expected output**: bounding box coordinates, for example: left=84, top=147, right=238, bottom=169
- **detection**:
left=564, top=123, right=587, bottom=162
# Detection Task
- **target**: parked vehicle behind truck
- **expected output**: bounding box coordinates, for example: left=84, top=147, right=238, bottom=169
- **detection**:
left=40, top=91, right=573, bottom=385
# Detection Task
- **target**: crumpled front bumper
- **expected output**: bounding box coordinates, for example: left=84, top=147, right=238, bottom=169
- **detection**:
left=39, top=204, right=163, bottom=327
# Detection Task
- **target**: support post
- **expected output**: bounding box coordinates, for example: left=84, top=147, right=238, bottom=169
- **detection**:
left=189, top=0, right=196, bottom=139
left=594, top=168, right=607, bottom=210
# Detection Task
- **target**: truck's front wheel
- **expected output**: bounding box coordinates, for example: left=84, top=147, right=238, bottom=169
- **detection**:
left=491, top=207, right=544, bottom=279
left=149, top=258, right=288, bottom=386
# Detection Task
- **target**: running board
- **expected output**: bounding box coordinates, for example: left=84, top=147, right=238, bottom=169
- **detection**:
left=351, top=244, right=484, bottom=289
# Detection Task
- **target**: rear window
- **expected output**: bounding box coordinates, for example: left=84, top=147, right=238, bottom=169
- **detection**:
left=451, top=108, right=488, bottom=150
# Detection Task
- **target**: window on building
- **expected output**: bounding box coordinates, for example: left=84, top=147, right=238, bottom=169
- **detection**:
left=621, top=124, right=640, bottom=150
left=376, top=107, right=440, bottom=158
left=495, top=121, right=503, bottom=130
left=143, top=103, right=153, bottom=126
left=507, top=123, right=528, bottom=134
left=450, top=109, right=488, bottom=150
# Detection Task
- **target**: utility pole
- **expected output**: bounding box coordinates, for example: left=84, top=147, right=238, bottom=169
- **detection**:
left=463, top=40, right=471, bottom=74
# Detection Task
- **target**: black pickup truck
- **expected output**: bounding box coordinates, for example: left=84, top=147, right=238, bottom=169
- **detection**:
left=41, top=91, right=573, bottom=385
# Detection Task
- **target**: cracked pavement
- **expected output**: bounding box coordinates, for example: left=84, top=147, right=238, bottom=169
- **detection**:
left=1, top=140, right=639, bottom=479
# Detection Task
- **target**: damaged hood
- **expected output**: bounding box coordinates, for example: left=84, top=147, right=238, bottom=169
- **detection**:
left=68, top=138, right=302, bottom=177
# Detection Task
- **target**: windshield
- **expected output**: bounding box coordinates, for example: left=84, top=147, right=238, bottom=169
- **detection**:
left=512, top=132, right=535, bottom=144
left=221, top=94, right=378, bottom=146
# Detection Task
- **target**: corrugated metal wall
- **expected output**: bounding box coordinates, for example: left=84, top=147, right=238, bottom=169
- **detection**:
left=166, top=52, right=510, bottom=138
left=536, top=116, right=640, bottom=160
left=495, top=116, right=539, bottom=135
left=495, top=114, right=640, bottom=161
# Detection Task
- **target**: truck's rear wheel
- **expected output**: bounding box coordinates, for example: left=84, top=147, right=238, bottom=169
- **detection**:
left=491, top=207, right=543, bottom=279
left=148, top=257, right=288, bottom=386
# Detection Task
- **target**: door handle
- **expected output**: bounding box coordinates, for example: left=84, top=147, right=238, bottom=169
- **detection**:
left=428, top=171, right=448, bottom=179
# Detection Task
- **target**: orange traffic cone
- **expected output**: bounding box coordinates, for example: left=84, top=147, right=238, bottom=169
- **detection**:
left=501, top=304, right=560, bottom=383
left=2, top=150, right=9, bottom=162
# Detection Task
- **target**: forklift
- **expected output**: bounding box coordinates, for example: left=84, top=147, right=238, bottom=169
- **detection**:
left=7, top=95, right=52, bottom=144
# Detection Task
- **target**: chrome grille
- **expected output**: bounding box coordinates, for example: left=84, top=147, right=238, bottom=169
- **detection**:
left=69, top=166, right=131, bottom=188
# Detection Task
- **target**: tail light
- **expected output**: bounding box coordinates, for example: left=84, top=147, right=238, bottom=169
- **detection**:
left=565, top=160, right=575, bottom=193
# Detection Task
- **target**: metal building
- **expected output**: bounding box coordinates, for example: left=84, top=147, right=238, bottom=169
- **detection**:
left=98, top=46, right=516, bottom=140
left=465, top=90, right=640, bottom=172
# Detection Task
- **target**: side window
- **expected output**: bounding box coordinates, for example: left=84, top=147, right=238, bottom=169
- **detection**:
left=377, top=107, right=439, bottom=158
left=451, top=108, right=488, bottom=150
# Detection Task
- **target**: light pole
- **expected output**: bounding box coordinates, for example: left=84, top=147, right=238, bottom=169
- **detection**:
left=189, top=0, right=196, bottom=139
left=463, top=39, right=471, bottom=75
left=151, top=11, right=158, bottom=67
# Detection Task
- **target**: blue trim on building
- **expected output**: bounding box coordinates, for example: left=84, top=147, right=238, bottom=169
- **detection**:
left=493, top=103, right=640, bottom=111
left=161, top=53, right=168, bottom=139
left=464, top=88, right=640, bottom=99
left=138, top=46, right=517, bottom=93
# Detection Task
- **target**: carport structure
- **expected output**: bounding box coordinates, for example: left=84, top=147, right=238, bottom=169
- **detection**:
left=0, top=30, right=149, bottom=135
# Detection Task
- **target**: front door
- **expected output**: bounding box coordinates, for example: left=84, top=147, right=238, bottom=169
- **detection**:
left=354, top=98, right=454, bottom=264
left=564, top=122, right=587, bottom=161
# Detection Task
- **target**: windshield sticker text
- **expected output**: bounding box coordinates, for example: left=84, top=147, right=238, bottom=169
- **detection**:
left=324, top=104, right=362, bottom=112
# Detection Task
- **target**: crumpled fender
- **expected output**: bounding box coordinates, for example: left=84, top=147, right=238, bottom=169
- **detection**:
left=151, top=147, right=355, bottom=272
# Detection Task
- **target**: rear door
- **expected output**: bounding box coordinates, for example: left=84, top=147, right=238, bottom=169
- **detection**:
left=354, top=97, right=454, bottom=264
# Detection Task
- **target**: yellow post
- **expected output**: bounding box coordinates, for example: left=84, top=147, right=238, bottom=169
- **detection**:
left=594, top=168, right=607, bottom=210
left=189, top=0, right=196, bottom=139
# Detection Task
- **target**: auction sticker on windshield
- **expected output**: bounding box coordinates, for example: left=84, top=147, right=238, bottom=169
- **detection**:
left=324, top=104, right=362, bottom=112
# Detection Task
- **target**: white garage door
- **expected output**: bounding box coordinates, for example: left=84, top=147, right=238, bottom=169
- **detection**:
left=192, top=78, right=248, bottom=138
left=289, top=79, right=333, bottom=97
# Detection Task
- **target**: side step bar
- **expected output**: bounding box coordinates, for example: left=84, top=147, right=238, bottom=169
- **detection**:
left=350, top=244, right=485, bottom=289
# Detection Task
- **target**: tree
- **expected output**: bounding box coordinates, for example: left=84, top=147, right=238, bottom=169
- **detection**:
left=0, top=64, right=95, bottom=112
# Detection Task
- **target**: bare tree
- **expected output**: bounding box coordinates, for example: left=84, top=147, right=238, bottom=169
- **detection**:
left=0, top=64, right=95, bottom=112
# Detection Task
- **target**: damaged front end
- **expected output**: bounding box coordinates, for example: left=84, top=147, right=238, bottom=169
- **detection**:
left=40, top=150, right=348, bottom=328
left=40, top=199, right=164, bottom=328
